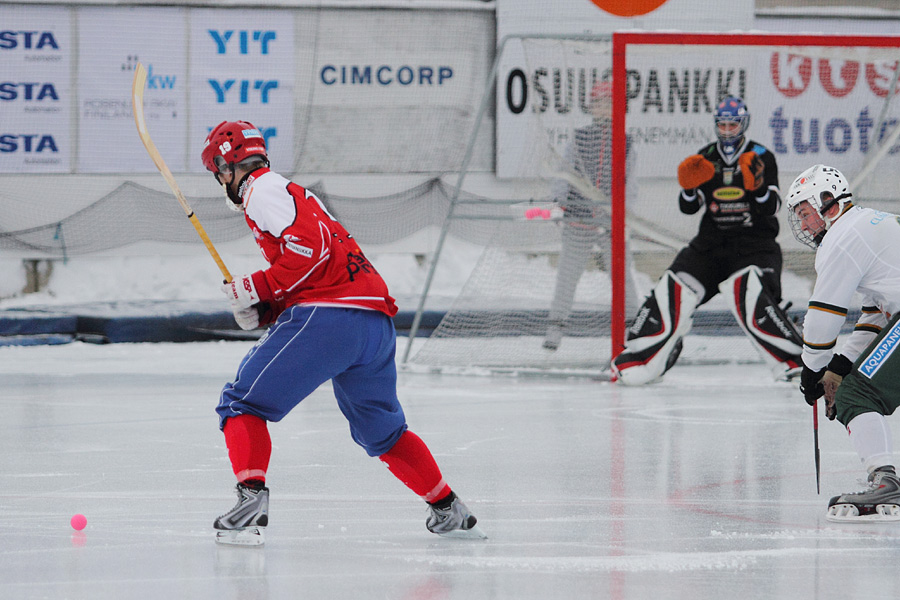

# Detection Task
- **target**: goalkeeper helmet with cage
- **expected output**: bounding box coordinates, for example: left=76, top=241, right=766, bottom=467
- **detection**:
left=786, top=164, right=853, bottom=249
left=201, top=121, right=269, bottom=211
left=714, top=96, right=750, bottom=159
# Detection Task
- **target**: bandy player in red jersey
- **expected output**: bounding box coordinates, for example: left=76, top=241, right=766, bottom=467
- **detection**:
left=201, top=120, right=485, bottom=545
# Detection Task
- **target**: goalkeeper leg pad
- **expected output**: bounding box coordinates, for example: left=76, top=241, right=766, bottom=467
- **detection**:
left=612, top=271, right=698, bottom=385
left=719, top=265, right=803, bottom=381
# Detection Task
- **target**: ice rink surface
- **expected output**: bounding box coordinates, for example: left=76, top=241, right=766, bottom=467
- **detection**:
left=3, top=340, right=900, bottom=600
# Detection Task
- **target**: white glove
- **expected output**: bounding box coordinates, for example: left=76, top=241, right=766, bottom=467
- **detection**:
left=233, top=306, right=260, bottom=331
left=222, top=274, right=260, bottom=310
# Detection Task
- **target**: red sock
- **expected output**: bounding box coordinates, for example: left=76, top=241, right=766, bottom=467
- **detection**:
left=223, top=414, right=271, bottom=484
left=379, top=430, right=451, bottom=503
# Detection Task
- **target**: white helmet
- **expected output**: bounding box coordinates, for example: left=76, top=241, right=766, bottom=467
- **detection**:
left=785, top=164, right=853, bottom=248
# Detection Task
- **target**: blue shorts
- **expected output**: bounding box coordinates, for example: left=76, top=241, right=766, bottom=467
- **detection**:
left=217, top=305, right=407, bottom=457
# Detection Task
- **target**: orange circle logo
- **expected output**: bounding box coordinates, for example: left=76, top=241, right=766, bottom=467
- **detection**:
left=589, top=0, right=670, bottom=17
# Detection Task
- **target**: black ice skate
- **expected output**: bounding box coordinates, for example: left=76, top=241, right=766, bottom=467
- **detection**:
left=826, top=468, right=900, bottom=523
left=426, top=492, right=487, bottom=539
left=214, top=482, right=269, bottom=545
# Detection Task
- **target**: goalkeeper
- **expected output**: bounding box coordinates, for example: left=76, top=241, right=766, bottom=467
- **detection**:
left=611, top=96, right=802, bottom=385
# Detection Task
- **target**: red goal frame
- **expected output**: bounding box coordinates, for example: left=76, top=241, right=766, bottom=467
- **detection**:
left=609, top=31, right=900, bottom=358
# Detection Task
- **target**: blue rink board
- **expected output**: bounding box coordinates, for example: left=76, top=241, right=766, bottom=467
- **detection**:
left=0, top=302, right=447, bottom=345
left=0, top=302, right=815, bottom=345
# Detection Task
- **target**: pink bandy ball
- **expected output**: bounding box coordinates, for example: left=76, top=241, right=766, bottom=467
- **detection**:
left=70, top=514, right=87, bottom=531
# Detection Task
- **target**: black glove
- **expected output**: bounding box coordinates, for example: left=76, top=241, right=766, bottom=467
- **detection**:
left=827, top=353, right=853, bottom=377
left=800, top=365, right=825, bottom=406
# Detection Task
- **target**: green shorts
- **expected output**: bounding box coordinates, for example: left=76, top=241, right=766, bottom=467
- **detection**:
left=836, top=312, right=900, bottom=425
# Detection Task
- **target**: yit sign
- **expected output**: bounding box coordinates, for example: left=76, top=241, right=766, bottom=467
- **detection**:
left=208, top=30, right=277, bottom=55
left=207, top=30, right=278, bottom=104
left=190, top=10, right=295, bottom=173
left=208, top=80, right=278, bottom=104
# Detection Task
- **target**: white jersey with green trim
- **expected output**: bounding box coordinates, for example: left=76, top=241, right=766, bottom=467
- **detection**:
left=802, top=205, right=900, bottom=371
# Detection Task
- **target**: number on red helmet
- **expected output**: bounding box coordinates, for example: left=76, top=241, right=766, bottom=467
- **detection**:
left=201, top=121, right=268, bottom=174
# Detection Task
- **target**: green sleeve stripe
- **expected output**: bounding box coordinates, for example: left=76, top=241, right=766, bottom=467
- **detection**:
left=861, top=305, right=881, bottom=314
left=809, top=301, right=847, bottom=316
left=803, top=339, right=837, bottom=350
left=854, top=324, right=882, bottom=334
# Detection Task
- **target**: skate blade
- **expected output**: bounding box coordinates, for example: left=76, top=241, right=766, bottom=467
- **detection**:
left=435, top=523, right=488, bottom=540
left=215, top=526, right=265, bottom=546
left=826, top=503, right=900, bottom=523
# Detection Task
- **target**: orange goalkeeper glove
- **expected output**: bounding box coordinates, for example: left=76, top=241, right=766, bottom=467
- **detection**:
left=677, top=154, right=715, bottom=190
left=739, top=151, right=765, bottom=192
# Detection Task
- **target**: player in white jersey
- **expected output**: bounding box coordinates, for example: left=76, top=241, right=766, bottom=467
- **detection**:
left=787, top=164, right=900, bottom=522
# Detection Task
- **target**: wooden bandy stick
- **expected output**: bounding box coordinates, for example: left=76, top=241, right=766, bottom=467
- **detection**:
left=131, top=62, right=233, bottom=283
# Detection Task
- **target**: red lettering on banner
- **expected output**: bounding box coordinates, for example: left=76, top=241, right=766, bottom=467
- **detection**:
left=770, top=53, right=812, bottom=98
left=866, top=61, right=900, bottom=98
left=773, top=52, right=899, bottom=99
left=818, top=59, right=859, bottom=98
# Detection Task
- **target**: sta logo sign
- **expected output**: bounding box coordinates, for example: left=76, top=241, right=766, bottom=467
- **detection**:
left=588, top=0, right=669, bottom=17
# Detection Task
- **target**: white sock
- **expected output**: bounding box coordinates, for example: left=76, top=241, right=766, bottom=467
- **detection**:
left=847, top=412, right=894, bottom=474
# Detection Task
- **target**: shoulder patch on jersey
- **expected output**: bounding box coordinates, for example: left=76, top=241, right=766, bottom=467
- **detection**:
left=284, top=235, right=313, bottom=258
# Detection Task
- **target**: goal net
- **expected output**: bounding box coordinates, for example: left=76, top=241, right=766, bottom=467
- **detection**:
left=406, top=32, right=900, bottom=376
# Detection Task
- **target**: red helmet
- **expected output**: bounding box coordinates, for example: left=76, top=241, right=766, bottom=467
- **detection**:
left=201, top=120, right=267, bottom=174
left=590, top=81, right=612, bottom=101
